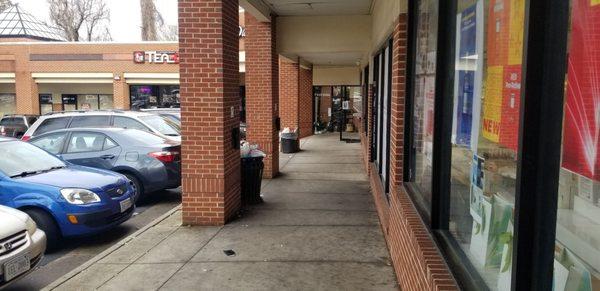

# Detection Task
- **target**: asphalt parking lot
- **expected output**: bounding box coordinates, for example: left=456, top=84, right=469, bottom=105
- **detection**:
left=4, top=188, right=182, bottom=291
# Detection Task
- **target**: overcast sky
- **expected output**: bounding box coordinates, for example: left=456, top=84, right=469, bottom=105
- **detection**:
left=12, top=0, right=178, bottom=42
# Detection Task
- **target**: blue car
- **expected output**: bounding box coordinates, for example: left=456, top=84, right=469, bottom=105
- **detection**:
left=29, top=128, right=182, bottom=202
left=0, top=137, right=135, bottom=249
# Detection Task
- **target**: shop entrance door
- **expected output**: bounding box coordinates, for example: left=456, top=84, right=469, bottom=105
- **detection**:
left=62, top=94, right=77, bottom=111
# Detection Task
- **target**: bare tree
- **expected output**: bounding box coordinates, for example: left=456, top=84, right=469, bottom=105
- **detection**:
left=0, top=0, right=13, bottom=12
left=47, top=0, right=110, bottom=41
left=140, top=0, right=161, bottom=41
left=158, top=24, right=178, bottom=41
left=141, top=0, right=176, bottom=41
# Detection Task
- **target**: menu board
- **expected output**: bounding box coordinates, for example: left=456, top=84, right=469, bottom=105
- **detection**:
left=562, top=0, right=600, bottom=180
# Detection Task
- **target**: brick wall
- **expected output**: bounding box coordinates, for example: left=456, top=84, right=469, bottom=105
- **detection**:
left=279, top=59, right=299, bottom=130
left=245, top=12, right=279, bottom=178
left=298, top=65, right=313, bottom=138
left=365, top=15, right=459, bottom=291
left=179, top=0, right=241, bottom=225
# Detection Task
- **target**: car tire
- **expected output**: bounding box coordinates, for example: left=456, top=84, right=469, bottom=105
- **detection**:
left=24, top=209, right=61, bottom=252
left=122, top=173, right=144, bottom=203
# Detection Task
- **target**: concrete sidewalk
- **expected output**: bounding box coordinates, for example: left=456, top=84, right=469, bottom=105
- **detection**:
left=45, top=134, right=398, bottom=290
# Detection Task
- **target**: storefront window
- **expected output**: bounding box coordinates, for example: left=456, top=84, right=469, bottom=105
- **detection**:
left=411, top=0, right=438, bottom=205
left=60, top=94, right=113, bottom=111
left=39, top=94, right=53, bottom=115
left=313, top=86, right=332, bottom=133
left=99, top=95, right=114, bottom=110
left=77, top=94, right=99, bottom=111
left=554, top=0, right=600, bottom=289
left=448, top=0, right=525, bottom=289
left=130, top=85, right=180, bottom=110
left=0, top=94, right=16, bottom=117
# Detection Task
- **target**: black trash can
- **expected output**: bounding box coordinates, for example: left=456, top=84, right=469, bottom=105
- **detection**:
left=241, top=156, right=264, bottom=205
left=281, top=138, right=298, bottom=153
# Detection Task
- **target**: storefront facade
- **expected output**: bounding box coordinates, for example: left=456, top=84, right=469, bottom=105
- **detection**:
left=0, top=42, right=181, bottom=116
left=360, top=0, right=598, bottom=290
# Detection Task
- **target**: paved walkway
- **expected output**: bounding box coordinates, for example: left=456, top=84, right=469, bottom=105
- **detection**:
left=45, top=134, right=398, bottom=290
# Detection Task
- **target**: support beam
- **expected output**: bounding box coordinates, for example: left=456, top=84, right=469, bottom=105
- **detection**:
left=246, top=12, right=279, bottom=179
left=239, top=0, right=271, bottom=22
left=179, top=0, right=241, bottom=226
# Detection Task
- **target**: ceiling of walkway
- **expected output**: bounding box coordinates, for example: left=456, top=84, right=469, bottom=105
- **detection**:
left=263, top=0, right=373, bottom=16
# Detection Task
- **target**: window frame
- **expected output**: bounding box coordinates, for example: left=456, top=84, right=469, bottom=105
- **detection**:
left=65, top=131, right=114, bottom=154
left=401, top=0, right=571, bottom=290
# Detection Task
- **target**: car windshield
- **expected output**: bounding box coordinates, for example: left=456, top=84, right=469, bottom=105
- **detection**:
left=139, top=115, right=181, bottom=136
left=0, top=141, right=65, bottom=178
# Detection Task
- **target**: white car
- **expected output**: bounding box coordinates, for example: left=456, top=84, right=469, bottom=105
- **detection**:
left=0, top=205, right=46, bottom=289
left=21, top=110, right=181, bottom=142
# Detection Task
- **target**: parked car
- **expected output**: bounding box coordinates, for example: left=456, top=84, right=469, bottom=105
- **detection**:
left=140, top=108, right=181, bottom=125
left=0, top=137, right=135, bottom=249
left=30, top=128, right=181, bottom=201
left=0, top=205, right=46, bottom=289
left=21, top=110, right=180, bottom=142
left=0, top=115, right=38, bottom=139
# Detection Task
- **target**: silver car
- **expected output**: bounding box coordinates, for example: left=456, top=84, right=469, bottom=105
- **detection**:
left=0, top=205, right=46, bottom=289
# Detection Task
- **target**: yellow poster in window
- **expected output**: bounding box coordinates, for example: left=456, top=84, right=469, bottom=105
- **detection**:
left=592, top=0, right=600, bottom=6
left=482, top=66, right=503, bottom=142
left=508, top=0, right=525, bottom=65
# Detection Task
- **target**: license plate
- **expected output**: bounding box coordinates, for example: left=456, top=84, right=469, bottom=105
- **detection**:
left=120, top=198, right=133, bottom=213
left=3, top=254, right=30, bottom=282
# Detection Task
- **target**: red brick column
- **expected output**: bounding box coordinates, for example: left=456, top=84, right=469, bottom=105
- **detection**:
left=178, top=0, right=241, bottom=226
left=298, top=65, right=313, bottom=138
left=389, top=15, right=407, bottom=192
left=279, top=59, right=299, bottom=130
left=245, top=13, right=279, bottom=178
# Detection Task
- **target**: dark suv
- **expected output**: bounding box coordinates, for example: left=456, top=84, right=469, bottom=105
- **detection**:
left=0, top=115, right=38, bottom=139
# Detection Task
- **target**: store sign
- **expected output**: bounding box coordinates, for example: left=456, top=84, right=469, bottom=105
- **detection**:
left=133, top=51, right=179, bottom=64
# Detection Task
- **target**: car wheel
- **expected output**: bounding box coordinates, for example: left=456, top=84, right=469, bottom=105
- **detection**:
left=24, top=209, right=61, bottom=252
left=123, top=173, right=144, bottom=203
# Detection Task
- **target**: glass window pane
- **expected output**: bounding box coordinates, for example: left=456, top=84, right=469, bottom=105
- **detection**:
left=554, top=0, right=600, bottom=289
left=99, top=95, right=113, bottom=110
left=0, top=94, right=16, bottom=118
left=69, top=116, right=111, bottom=128
left=448, top=0, right=525, bottom=289
left=411, top=0, right=438, bottom=204
left=77, top=95, right=99, bottom=111
left=31, top=132, right=68, bottom=155
left=113, top=116, right=151, bottom=132
left=34, top=117, right=70, bottom=135
left=67, top=132, right=106, bottom=153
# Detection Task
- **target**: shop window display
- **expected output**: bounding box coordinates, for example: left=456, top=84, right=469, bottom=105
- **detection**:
left=554, top=0, right=600, bottom=289
left=0, top=94, right=16, bottom=117
left=411, top=0, right=438, bottom=205
left=130, top=85, right=180, bottom=110
left=448, top=0, right=524, bottom=289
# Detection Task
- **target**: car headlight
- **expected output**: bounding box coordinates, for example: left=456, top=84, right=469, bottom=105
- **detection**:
left=25, top=217, right=37, bottom=235
left=60, top=188, right=101, bottom=205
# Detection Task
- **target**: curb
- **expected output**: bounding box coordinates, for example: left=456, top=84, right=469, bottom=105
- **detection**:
left=42, top=204, right=182, bottom=291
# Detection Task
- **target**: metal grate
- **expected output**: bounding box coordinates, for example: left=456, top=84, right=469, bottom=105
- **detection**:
left=0, top=230, right=27, bottom=257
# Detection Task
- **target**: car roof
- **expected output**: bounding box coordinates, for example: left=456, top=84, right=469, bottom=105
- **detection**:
left=0, top=136, right=18, bottom=142
left=41, top=110, right=154, bottom=118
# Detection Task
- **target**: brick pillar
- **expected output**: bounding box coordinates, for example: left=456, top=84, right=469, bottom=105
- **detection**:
left=298, top=65, right=313, bottom=138
left=245, top=13, right=279, bottom=178
left=113, top=79, right=130, bottom=110
left=15, top=73, right=38, bottom=115
left=389, top=15, right=408, bottom=192
left=279, top=58, right=299, bottom=130
left=179, top=0, right=241, bottom=226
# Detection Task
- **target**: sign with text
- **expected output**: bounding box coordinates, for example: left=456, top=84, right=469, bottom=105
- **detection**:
left=562, top=0, right=600, bottom=180
left=133, top=51, right=179, bottom=64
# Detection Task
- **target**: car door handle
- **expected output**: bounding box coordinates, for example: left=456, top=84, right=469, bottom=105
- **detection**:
left=100, top=155, right=115, bottom=160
